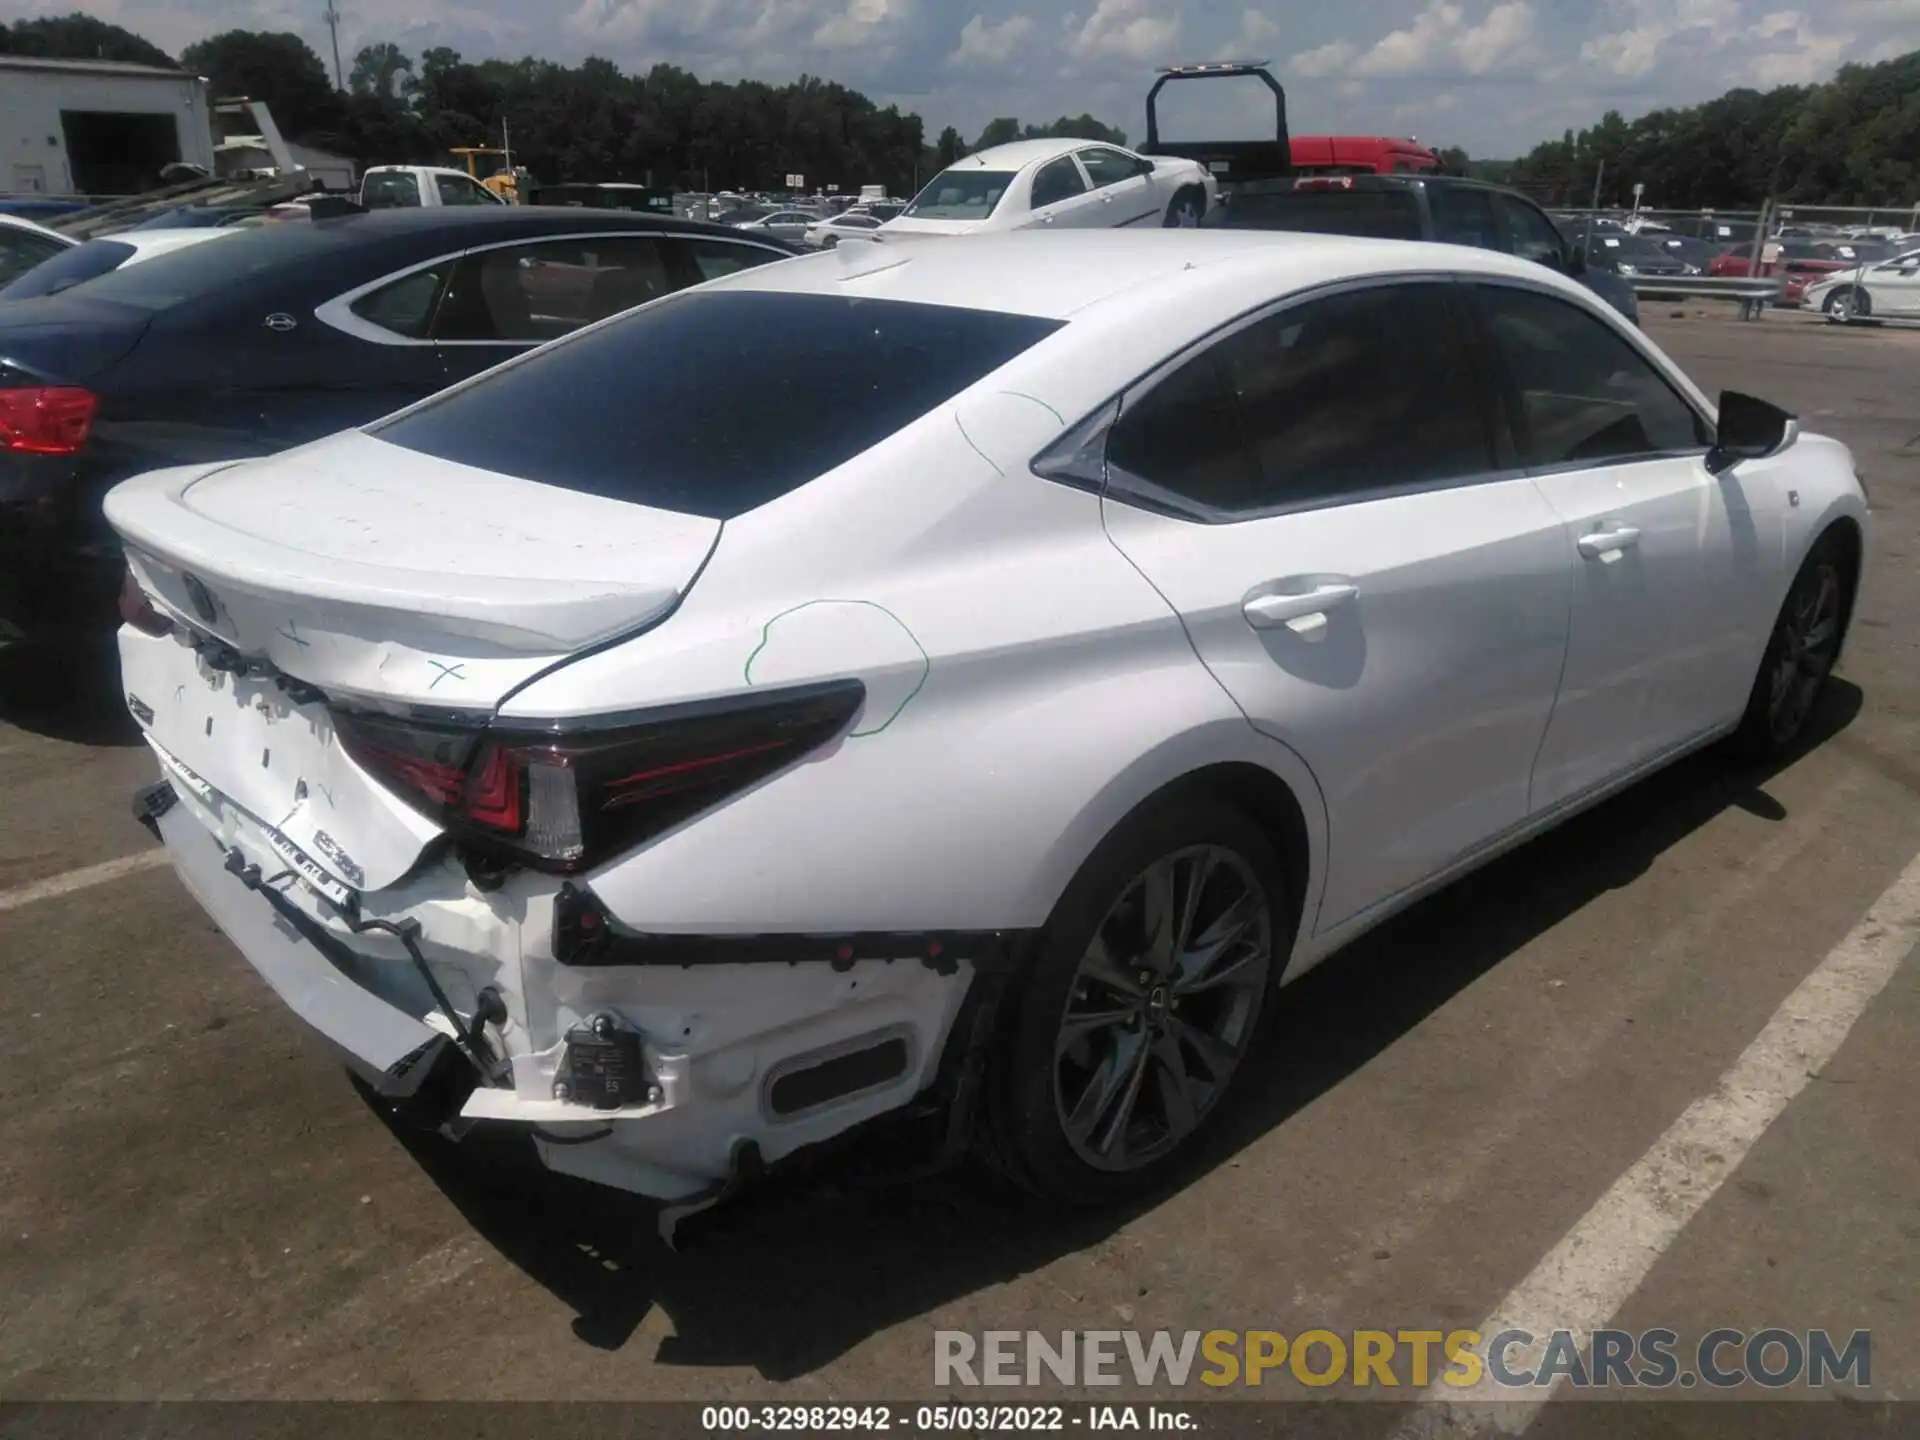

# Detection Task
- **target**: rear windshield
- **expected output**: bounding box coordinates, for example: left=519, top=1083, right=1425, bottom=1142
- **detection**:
left=0, top=239, right=134, bottom=300
left=362, top=172, right=424, bottom=208
left=1209, top=186, right=1422, bottom=240
left=374, top=290, right=1064, bottom=519
left=31, top=222, right=361, bottom=311
left=904, top=169, right=1016, bottom=221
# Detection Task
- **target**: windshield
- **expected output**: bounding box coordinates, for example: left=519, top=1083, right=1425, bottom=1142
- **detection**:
left=374, top=290, right=1064, bottom=519
left=0, top=239, right=135, bottom=300
left=903, top=168, right=1016, bottom=221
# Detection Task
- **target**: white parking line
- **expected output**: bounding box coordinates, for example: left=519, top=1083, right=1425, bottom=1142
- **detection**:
left=1410, top=845, right=1920, bottom=1431
left=0, top=849, right=170, bottom=916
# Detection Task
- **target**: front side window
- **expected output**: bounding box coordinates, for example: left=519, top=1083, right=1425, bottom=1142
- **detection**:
left=1078, top=148, right=1142, bottom=189
left=349, top=264, right=452, bottom=339
left=1029, top=156, right=1088, bottom=210
left=1108, top=282, right=1494, bottom=516
left=433, top=237, right=677, bottom=343
left=375, top=291, right=1063, bottom=519
left=903, top=168, right=1015, bottom=220
left=1474, top=284, right=1709, bottom=467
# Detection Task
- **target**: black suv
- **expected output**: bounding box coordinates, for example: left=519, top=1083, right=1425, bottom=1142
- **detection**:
left=1205, top=173, right=1642, bottom=324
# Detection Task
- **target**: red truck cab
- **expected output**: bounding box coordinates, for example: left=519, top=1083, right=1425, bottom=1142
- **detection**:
left=1290, top=135, right=1440, bottom=175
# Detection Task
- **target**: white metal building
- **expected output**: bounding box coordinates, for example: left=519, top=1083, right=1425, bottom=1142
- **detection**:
left=0, top=55, right=214, bottom=198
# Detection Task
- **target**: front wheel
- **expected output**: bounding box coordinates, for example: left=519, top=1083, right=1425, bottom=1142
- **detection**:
left=980, top=797, right=1285, bottom=1204
left=1728, top=533, right=1851, bottom=761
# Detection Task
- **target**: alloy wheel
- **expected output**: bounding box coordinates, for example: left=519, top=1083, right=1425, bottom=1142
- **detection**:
left=1767, top=561, right=1841, bottom=744
left=1828, top=290, right=1854, bottom=323
left=1052, top=845, right=1272, bottom=1172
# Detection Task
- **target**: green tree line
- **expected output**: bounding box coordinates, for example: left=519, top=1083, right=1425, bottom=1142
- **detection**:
left=2, top=12, right=1128, bottom=197
left=1473, top=49, right=1920, bottom=208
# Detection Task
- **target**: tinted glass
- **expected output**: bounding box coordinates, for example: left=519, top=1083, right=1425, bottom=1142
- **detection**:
left=362, top=172, right=423, bottom=208
left=1476, top=284, right=1709, bottom=466
left=1030, top=157, right=1088, bottom=209
left=1079, top=148, right=1142, bottom=188
left=350, top=264, right=451, bottom=338
left=0, top=228, right=69, bottom=287
left=1109, top=283, right=1493, bottom=515
left=1430, top=186, right=1499, bottom=248
left=0, top=239, right=133, bottom=299
left=1497, top=195, right=1567, bottom=268
left=376, top=291, right=1063, bottom=519
left=681, top=238, right=787, bottom=282
left=904, top=169, right=1015, bottom=220
left=1208, top=185, right=1422, bottom=240
left=435, top=237, right=677, bottom=343
left=435, top=174, right=491, bottom=206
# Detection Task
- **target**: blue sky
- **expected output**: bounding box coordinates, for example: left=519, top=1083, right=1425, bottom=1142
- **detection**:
left=13, top=0, right=1918, bottom=155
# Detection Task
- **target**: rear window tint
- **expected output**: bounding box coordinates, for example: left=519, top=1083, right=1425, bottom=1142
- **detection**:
left=0, top=239, right=133, bottom=300
left=374, top=290, right=1063, bottom=519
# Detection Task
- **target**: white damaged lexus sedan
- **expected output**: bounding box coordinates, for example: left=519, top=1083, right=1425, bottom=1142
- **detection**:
left=107, top=231, right=1867, bottom=1214
left=883, top=139, right=1216, bottom=236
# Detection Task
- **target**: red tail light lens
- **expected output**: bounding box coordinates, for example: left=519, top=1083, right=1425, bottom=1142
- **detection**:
left=0, top=386, right=98, bottom=455
left=332, top=679, right=865, bottom=874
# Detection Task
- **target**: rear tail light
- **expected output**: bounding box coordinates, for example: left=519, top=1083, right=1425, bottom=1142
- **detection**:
left=0, top=386, right=98, bottom=455
left=331, top=679, right=866, bottom=874
left=118, top=567, right=175, bottom=637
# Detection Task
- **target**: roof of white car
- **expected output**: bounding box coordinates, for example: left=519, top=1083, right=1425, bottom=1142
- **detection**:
left=943, top=138, right=1107, bottom=171
left=0, top=211, right=73, bottom=244
left=716, top=228, right=1583, bottom=322
left=114, top=229, right=234, bottom=257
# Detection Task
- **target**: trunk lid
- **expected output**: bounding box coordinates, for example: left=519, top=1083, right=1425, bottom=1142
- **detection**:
left=0, top=296, right=153, bottom=382
left=106, top=428, right=720, bottom=709
left=112, top=428, right=722, bottom=894
left=878, top=216, right=983, bottom=237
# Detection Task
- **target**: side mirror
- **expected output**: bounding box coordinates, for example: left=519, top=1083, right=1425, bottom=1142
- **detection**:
left=1706, top=390, right=1798, bottom=475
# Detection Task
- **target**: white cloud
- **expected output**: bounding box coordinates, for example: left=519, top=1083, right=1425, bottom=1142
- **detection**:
left=950, top=13, right=1036, bottom=65
left=1287, top=2, right=1538, bottom=79
left=1578, top=0, right=1741, bottom=79
left=812, top=0, right=905, bottom=50
left=1069, top=0, right=1181, bottom=63
left=1218, top=8, right=1281, bottom=58
left=1747, top=9, right=1857, bottom=82
left=1289, top=39, right=1360, bottom=76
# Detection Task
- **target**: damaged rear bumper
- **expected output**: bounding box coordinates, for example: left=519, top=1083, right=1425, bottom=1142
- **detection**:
left=143, top=778, right=1002, bottom=1204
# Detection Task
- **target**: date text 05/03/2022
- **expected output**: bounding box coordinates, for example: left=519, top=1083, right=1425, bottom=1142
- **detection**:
left=700, top=1404, right=1197, bottom=1431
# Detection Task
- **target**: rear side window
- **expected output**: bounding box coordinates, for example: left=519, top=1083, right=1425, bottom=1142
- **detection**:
left=362, top=173, right=423, bottom=208
left=1208, top=187, right=1421, bottom=240
left=351, top=264, right=452, bottom=339
left=434, top=238, right=678, bottom=342
left=1431, top=187, right=1499, bottom=249
left=375, top=290, right=1063, bottom=518
left=0, top=228, right=69, bottom=287
left=1030, top=157, right=1087, bottom=209
left=0, top=239, right=132, bottom=300
left=1109, top=283, right=1493, bottom=516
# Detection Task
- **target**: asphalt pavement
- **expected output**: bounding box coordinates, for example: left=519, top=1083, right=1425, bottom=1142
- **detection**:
left=0, top=309, right=1914, bottom=1432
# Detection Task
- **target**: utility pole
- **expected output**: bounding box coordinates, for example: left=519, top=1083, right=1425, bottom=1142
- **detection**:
left=1589, top=158, right=1605, bottom=212
left=322, top=4, right=345, bottom=92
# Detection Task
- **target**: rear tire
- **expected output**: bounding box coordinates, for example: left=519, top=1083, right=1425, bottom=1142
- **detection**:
left=1727, top=531, right=1852, bottom=762
left=1162, top=190, right=1205, bottom=228
left=1824, top=287, right=1869, bottom=324
left=979, top=796, right=1287, bottom=1204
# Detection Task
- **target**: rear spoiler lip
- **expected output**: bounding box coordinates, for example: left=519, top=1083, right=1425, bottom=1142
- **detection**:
left=105, top=462, right=681, bottom=653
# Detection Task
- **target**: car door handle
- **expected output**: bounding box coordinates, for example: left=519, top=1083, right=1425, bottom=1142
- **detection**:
left=1576, top=526, right=1641, bottom=560
left=1243, top=583, right=1359, bottom=639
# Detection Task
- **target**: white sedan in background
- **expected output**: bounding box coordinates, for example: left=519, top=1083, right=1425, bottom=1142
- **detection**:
left=1805, top=246, right=1920, bottom=323
left=0, top=227, right=232, bottom=301
left=108, top=232, right=1864, bottom=1216
left=802, top=211, right=885, bottom=248
left=884, top=138, right=1217, bottom=237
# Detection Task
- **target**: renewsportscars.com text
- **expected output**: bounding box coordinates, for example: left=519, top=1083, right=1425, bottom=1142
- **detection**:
left=933, top=1328, right=1871, bottom=1390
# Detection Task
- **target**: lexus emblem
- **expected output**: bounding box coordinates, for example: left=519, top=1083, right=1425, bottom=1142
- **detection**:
left=264, top=312, right=298, bottom=332
left=182, top=573, right=218, bottom=624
